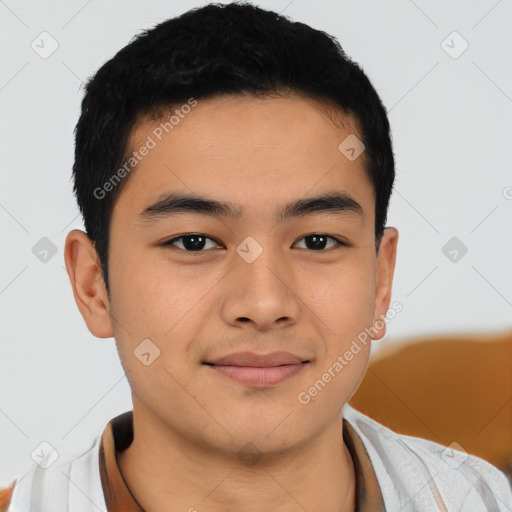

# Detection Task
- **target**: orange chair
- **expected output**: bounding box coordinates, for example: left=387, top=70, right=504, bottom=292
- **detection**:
left=349, top=329, right=512, bottom=482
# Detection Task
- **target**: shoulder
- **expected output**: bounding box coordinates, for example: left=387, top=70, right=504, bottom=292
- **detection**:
left=343, top=403, right=512, bottom=511
left=1, top=434, right=106, bottom=512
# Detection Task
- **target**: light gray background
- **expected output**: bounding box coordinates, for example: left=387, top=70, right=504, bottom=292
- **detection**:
left=1, top=0, right=511, bottom=482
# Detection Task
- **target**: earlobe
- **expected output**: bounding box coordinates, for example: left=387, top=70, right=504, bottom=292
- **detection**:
left=372, top=227, right=399, bottom=341
left=64, top=229, right=114, bottom=339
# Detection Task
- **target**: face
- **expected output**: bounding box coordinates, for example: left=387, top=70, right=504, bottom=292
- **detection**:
left=65, top=93, right=398, bottom=457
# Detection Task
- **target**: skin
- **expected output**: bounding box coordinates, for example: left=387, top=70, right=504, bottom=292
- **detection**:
left=64, top=93, right=398, bottom=512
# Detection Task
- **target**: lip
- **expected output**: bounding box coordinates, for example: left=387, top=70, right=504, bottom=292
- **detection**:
left=203, top=351, right=310, bottom=388
left=205, top=351, right=309, bottom=367
left=208, top=364, right=308, bottom=387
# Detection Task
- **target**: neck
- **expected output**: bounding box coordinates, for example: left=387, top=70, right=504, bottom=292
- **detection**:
left=117, top=404, right=356, bottom=512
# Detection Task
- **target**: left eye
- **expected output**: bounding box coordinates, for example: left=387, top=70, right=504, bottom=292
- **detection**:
left=163, top=234, right=345, bottom=252
left=294, top=234, right=344, bottom=251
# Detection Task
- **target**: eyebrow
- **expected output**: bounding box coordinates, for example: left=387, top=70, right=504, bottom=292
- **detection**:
left=138, top=190, right=364, bottom=224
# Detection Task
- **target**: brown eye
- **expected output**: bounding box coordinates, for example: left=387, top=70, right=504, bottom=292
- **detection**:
left=163, top=234, right=220, bottom=252
left=294, top=234, right=346, bottom=251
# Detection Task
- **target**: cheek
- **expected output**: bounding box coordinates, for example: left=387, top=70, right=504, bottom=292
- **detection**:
left=108, top=262, right=202, bottom=408
left=300, top=265, right=374, bottom=412
left=303, top=257, right=375, bottom=400
left=303, top=256, right=376, bottom=336
left=109, top=253, right=227, bottom=381
left=109, top=245, right=203, bottom=334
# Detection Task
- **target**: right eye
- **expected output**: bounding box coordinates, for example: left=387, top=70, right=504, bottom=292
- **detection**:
left=162, top=234, right=223, bottom=252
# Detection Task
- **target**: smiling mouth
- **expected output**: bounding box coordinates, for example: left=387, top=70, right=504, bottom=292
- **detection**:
left=203, top=361, right=311, bottom=387
left=202, top=361, right=311, bottom=368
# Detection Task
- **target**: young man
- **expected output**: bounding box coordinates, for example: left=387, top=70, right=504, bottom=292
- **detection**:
left=1, top=2, right=511, bottom=511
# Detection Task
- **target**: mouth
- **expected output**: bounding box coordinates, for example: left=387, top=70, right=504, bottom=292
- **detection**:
left=202, top=351, right=311, bottom=388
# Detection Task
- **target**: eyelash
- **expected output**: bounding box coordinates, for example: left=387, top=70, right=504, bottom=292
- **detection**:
left=162, top=233, right=349, bottom=253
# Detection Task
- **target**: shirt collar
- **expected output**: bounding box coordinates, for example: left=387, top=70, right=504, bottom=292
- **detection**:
left=98, top=410, right=386, bottom=511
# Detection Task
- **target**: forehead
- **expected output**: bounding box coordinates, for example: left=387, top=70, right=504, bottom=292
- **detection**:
left=114, top=93, right=373, bottom=219
left=131, top=92, right=362, bottom=151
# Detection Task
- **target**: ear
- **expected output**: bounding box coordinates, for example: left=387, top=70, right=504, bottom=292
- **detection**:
left=371, top=227, right=399, bottom=341
left=64, top=229, right=114, bottom=338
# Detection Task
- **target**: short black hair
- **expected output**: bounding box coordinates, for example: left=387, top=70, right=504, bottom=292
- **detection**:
left=72, top=1, right=395, bottom=297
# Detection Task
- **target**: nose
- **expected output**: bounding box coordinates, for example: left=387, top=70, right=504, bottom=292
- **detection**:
left=220, top=239, right=301, bottom=331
